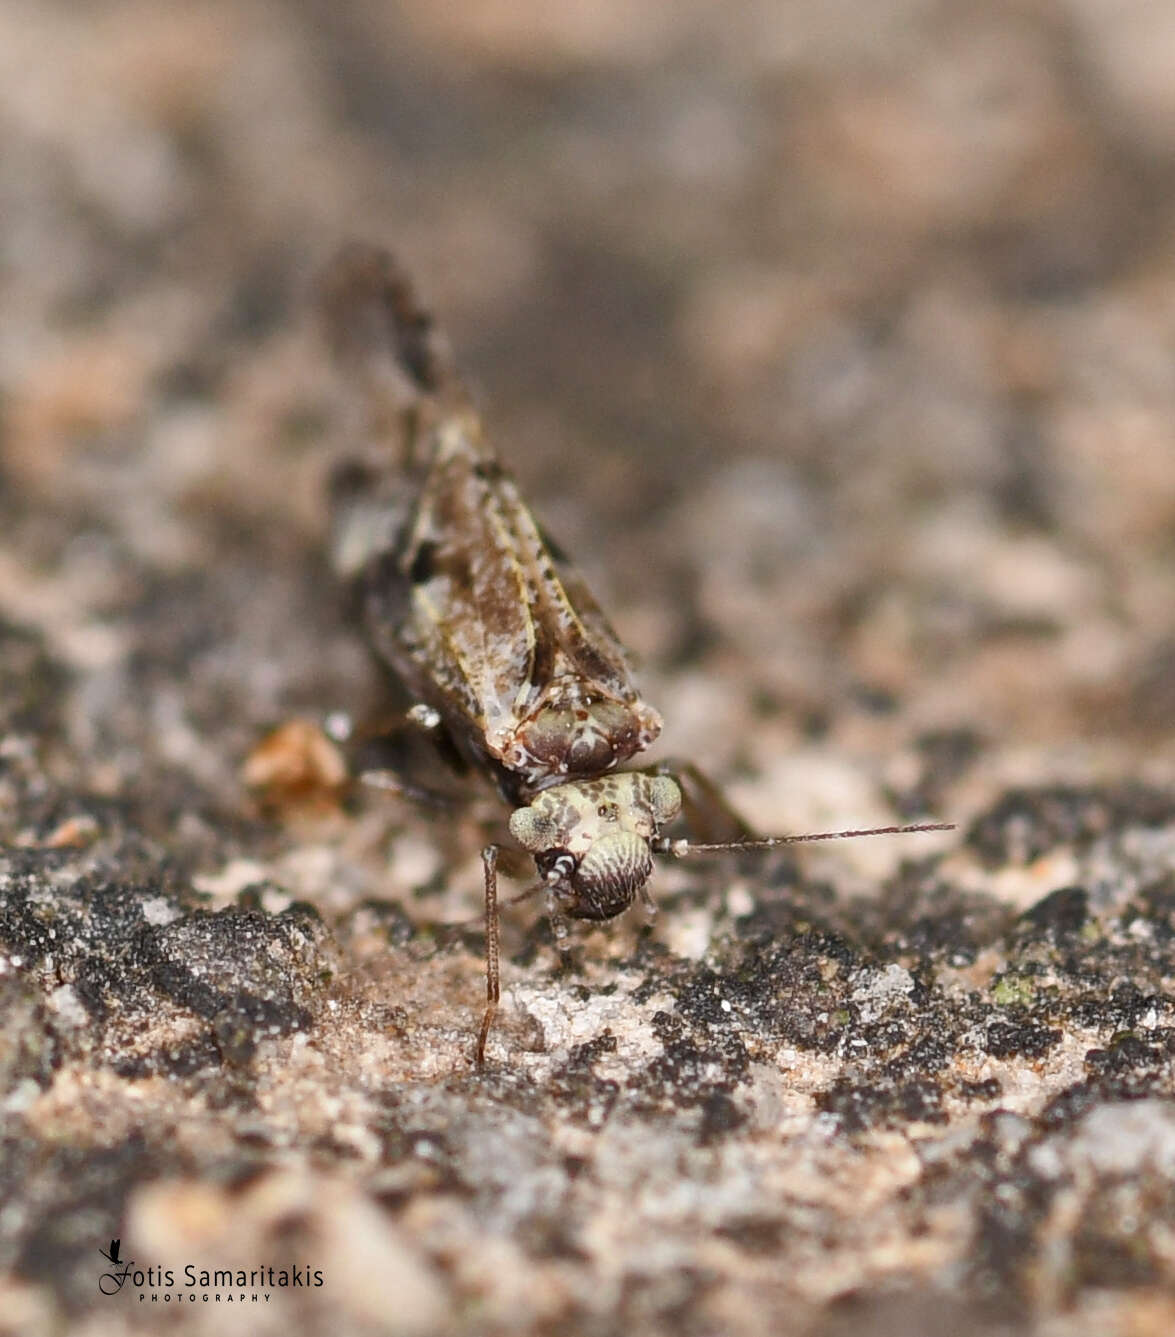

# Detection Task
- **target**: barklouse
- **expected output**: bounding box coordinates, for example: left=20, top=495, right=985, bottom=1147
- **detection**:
left=318, top=244, right=951, bottom=1065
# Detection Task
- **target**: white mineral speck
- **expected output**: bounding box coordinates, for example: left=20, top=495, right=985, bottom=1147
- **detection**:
left=850, top=964, right=915, bottom=1022
left=141, top=896, right=181, bottom=926
left=3, top=1080, right=41, bottom=1113
left=47, top=984, right=88, bottom=1026
left=193, top=858, right=271, bottom=899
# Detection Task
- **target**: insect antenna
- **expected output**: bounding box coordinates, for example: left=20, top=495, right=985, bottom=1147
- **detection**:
left=656, top=822, right=954, bottom=858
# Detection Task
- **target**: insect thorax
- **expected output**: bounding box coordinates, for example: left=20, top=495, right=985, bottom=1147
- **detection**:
left=508, top=772, right=682, bottom=921
left=496, top=686, right=663, bottom=793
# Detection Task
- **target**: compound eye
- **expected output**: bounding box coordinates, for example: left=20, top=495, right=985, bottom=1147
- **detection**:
left=647, top=775, right=682, bottom=824
left=509, top=804, right=555, bottom=851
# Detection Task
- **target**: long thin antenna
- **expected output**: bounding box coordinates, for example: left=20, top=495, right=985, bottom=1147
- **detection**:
left=657, top=821, right=954, bottom=858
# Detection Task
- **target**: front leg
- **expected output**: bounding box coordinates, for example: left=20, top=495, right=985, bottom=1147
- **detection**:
left=637, top=881, right=658, bottom=921
left=476, top=844, right=501, bottom=1069
left=352, top=708, right=473, bottom=810
left=545, top=891, right=574, bottom=969
left=545, top=891, right=571, bottom=946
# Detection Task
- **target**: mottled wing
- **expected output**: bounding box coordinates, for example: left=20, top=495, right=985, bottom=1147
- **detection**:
left=525, top=519, right=643, bottom=700
left=321, top=243, right=656, bottom=795
left=365, top=418, right=532, bottom=745
left=369, top=418, right=643, bottom=757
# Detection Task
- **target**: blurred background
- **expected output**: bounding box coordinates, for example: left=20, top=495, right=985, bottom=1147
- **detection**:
left=2, top=0, right=1175, bottom=838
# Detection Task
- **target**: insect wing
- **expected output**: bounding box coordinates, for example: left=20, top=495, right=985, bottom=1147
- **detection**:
left=322, top=243, right=661, bottom=800
left=364, top=418, right=656, bottom=794
left=363, top=418, right=532, bottom=758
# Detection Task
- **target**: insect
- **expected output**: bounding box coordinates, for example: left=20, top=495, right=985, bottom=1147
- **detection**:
left=318, top=244, right=952, bottom=1066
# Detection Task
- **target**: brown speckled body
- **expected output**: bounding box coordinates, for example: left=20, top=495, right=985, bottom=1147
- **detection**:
left=323, top=249, right=662, bottom=808
left=360, top=414, right=663, bottom=804
left=322, top=247, right=948, bottom=1064
left=321, top=247, right=683, bottom=1062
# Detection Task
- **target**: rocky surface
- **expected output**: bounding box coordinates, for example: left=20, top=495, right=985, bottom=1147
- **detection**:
left=3, top=3, right=1175, bottom=1335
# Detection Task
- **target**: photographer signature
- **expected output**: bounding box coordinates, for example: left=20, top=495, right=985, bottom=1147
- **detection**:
left=98, top=1240, right=133, bottom=1295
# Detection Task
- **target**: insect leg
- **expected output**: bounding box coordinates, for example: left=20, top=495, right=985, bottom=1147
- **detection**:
left=476, top=844, right=501, bottom=1068
left=544, top=891, right=573, bottom=960
left=352, top=711, right=473, bottom=810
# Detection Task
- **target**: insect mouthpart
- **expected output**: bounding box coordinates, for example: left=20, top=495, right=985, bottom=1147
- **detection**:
left=553, top=831, right=655, bottom=921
